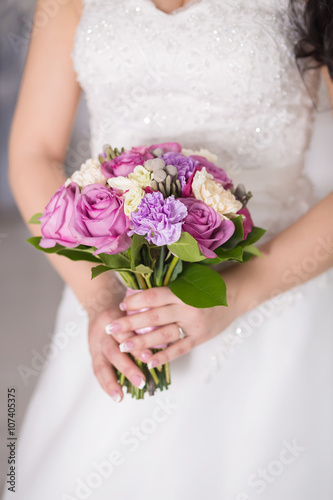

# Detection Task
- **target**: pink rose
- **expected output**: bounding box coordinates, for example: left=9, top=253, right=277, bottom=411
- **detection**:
left=70, top=184, right=131, bottom=255
left=237, top=207, right=254, bottom=240
left=101, top=146, right=154, bottom=178
left=39, top=183, right=78, bottom=249
left=149, top=142, right=182, bottom=154
left=179, top=198, right=235, bottom=258
left=189, top=155, right=233, bottom=189
left=182, top=167, right=201, bottom=198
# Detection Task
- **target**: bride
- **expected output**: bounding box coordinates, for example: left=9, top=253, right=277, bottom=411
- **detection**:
left=4, top=0, right=333, bottom=499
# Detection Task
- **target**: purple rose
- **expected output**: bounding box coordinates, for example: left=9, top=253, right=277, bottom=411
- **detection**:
left=179, top=198, right=235, bottom=258
left=163, top=153, right=199, bottom=188
left=39, top=183, right=78, bottom=249
left=149, top=142, right=182, bottom=154
left=237, top=207, right=254, bottom=240
left=101, top=146, right=153, bottom=178
left=189, top=155, right=233, bottom=189
left=128, top=191, right=187, bottom=246
left=70, top=184, right=131, bottom=255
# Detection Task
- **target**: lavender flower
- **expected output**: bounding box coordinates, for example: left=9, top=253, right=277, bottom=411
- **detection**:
left=163, top=153, right=199, bottom=188
left=128, top=191, right=188, bottom=246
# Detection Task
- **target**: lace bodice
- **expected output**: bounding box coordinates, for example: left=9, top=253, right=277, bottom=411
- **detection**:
left=72, top=0, right=320, bottom=239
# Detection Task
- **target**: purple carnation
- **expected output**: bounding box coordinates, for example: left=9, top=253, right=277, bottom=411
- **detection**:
left=163, top=153, right=199, bottom=188
left=128, top=192, right=187, bottom=246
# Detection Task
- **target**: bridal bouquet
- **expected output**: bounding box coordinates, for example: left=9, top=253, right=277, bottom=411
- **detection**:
left=28, top=142, right=264, bottom=399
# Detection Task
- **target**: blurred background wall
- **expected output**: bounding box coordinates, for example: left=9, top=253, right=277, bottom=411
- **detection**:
left=1, top=0, right=333, bottom=495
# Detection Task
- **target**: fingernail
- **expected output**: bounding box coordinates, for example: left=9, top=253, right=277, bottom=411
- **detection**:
left=140, top=350, right=152, bottom=361
left=148, top=359, right=159, bottom=369
left=111, top=391, right=122, bottom=403
left=132, top=375, right=145, bottom=389
left=119, top=341, right=135, bottom=352
left=105, top=322, right=121, bottom=334
left=119, top=302, right=127, bottom=311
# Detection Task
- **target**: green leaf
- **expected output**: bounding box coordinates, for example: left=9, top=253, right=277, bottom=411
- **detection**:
left=242, top=244, right=262, bottom=257
left=91, top=265, right=112, bottom=279
left=57, top=249, right=102, bottom=263
left=28, top=213, right=42, bottom=224
left=99, top=252, right=131, bottom=269
left=168, top=232, right=206, bottom=262
left=168, top=263, right=227, bottom=308
left=27, top=236, right=64, bottom=253
left=221, top=215, right=244, bottom=250
left=130, top=234, right=147, bottom=268
left=200, top=246, right=244, bottom=266
left=241, top=226, right=266, bottom=247
left=135, top=264, right=153, bottom=276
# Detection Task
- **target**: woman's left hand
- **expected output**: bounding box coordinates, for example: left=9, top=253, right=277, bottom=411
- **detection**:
left=105, top=285, right=240, bottom=368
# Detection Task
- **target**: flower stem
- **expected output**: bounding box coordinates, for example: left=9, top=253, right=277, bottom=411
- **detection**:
left=119, top=271, right=138, bottom=290
left=149, top=367, right=160, bottom=385
left=119, top=373, right=125, bottom=386
left=165, top=362, right=171, bottom=384
left=136, top=273, right=147, bottom=290
left=163, top=256, right=179, bottom=286
left=144, top=275, right=152, bottom=288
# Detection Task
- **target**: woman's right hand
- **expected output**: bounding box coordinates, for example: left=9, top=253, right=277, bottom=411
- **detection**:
left=88, top=306, right=152, bottom=403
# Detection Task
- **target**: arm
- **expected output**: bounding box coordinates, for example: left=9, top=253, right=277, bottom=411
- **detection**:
left=10, top=0, right=147, bottom=400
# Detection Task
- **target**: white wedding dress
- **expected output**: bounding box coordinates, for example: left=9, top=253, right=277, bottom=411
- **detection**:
left=4, top=1, right=333, bottom=499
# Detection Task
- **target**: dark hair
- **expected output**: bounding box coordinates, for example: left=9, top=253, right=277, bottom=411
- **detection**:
left=290, top=0, right=333, bottom=79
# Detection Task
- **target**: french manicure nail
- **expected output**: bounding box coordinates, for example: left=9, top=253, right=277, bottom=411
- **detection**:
left=148, top=359, right=159, bottom=369
left=119, top=341, right=135, bottom=352
left=105, top=322, right=121, bottom=334
left=119, top=302, right=127, bottom=311
left=111, top=391, right=121, bottom=403
left=132, top=375, right=145, bottom=389
left=140, top=350, right=152, bottom=361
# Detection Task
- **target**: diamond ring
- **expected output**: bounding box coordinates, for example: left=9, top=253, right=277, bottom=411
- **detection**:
left=178, top=325, right=186, bottom=340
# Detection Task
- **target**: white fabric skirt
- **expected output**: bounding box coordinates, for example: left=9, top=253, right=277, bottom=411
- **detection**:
left=3, top=270, right=333, bottom=500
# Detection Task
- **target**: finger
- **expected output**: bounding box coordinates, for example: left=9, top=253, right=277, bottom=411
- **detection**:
left=147, top=337, right=195, bottom=368
left=105, top=328, right=153, bottom=363
left=102, top=337, right=146, bottom=389
left=105, top=304, right=181, bottom=335
left=117, top=324, right=181, bottom=353
left=92, top=355, right=123, bottom=403
left=119, top=286, right=182, bottom=312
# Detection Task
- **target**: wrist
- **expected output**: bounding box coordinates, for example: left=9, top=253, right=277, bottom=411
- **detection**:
left=221, top=260, right=263, bottom=318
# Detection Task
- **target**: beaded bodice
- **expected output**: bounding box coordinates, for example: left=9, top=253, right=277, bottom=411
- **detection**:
left=72, top=0, right=319, bottom=239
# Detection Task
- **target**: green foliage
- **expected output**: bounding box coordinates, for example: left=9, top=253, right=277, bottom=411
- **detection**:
left=168, top=232, right=206, bottom=262
left=168, top=263, right=227, bottom=308
left=28, top=213, right=42, bottom=224
left=220, top=215, right=244, bottom=250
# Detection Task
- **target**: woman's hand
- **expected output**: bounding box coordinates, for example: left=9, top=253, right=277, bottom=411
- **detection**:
left=105, top=285, right=240, bottom=369
left=88, top=306, right=153, bottom=402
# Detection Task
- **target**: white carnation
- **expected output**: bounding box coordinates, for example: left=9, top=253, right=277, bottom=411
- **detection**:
left=128, top=165, right=152, bottom=188
left=107, top=176, right=137, bottom=192
left=123, top=186, right=145, bottom=216
left=192, top=167, right=242, bottom=218
left=65, top=158, right=106, bottom=188
left=182, top=148, right=218, bottom=164
left=107, top=175, right=145, bottom=216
